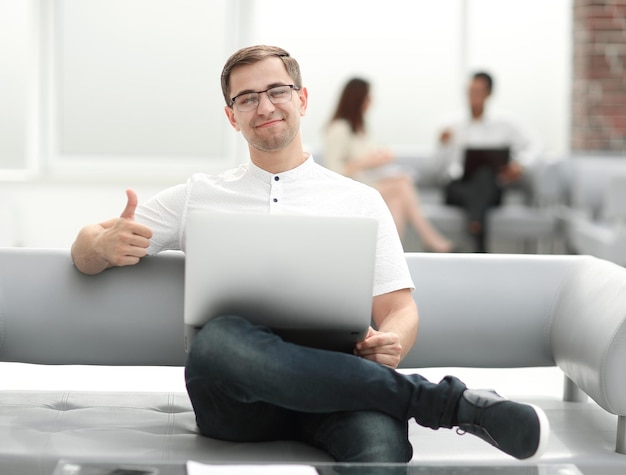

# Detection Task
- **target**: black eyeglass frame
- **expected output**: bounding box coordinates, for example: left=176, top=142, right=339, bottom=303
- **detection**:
left=230, top=84, right=301, bottom=110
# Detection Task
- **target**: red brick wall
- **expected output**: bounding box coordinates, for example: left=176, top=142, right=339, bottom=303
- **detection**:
left=572, top=0, right=626, bottom=151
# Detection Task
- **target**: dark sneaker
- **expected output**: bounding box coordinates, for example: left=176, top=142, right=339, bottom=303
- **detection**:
left=456, top=389, right=550, bottom=460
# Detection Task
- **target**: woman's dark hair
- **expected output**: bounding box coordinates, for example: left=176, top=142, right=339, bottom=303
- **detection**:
left=329, top=78, right=370, bottom=133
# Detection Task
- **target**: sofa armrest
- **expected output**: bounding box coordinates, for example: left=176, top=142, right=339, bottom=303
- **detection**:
left=551, top=255, right=626, bottom=415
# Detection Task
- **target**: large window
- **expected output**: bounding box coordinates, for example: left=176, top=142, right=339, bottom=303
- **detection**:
left=47, top=0, right=237, bottom=179
left=0, top=0, right=37, bottom=178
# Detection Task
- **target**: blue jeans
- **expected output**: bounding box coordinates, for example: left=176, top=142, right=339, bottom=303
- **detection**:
left=185, top=315, right=466, bottom=463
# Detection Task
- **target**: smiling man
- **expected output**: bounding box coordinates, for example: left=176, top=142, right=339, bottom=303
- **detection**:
left=71, top=45, right=549, bottom=464
left=224, top=60, right=304, bottom=157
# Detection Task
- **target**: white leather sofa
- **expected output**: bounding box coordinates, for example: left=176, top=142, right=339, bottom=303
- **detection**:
left=559, top=155, right=626, bottom=266
left=394, top=155, right=565, bottom=254
left=2, top=248, right=626, bottom=474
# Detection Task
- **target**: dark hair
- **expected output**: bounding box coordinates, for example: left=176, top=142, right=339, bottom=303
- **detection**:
left=221, top=45, right=303, bottom=106
left=472, top=71, right=494, bottom=93
left=329, top=78, right=370, bottom=134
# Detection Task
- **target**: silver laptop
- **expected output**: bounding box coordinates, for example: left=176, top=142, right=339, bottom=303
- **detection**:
left=183, top=211, right=378, bottom=353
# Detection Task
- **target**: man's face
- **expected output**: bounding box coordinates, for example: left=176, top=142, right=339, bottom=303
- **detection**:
left=224, top=57, right=307, bottom=153
left=468, top=77, right=490, bottom=111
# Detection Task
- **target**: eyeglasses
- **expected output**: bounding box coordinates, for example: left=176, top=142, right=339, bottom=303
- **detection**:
left=230, top=85, right=300, bottom=112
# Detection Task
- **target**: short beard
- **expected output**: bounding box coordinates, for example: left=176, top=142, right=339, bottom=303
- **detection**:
left=244, top=126, right=298, bottom=153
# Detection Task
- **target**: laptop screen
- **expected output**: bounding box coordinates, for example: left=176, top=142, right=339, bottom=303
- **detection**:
left=462, top=148, right=510, bottom=180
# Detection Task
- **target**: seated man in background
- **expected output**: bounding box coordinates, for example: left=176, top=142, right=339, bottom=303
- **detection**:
left=71, top=45, right=548, bottom=464
left=433, top=71, right=543, bottom=252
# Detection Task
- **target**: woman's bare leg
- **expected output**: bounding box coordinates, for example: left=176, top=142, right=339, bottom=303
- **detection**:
left=376, top=176, right=453, bottom=252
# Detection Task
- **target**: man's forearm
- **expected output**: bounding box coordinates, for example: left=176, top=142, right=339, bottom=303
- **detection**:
left=378, top=307, right=418, bottom=360
left=373, top=289, right=419, bottom=360
left=70, top=224, right=111, bottom=275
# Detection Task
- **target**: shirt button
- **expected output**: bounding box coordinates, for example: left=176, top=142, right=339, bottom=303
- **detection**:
left=273, top=198, right=278, bottom=203
left=274, top=176, right=280, bottom=181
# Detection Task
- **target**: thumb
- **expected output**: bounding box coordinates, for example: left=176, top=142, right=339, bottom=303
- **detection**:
left=120, top=189, right=138, bottom=220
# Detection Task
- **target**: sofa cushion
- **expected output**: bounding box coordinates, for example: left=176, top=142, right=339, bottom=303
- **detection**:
left=2, top=383, right=626, bottom=475
left=0, top=390, right=333, bottom=475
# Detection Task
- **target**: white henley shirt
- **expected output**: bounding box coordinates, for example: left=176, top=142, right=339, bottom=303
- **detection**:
left=135, top=155, right=414, bottom=297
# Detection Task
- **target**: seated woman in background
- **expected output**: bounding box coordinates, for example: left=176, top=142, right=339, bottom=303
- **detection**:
left=324, top=77, right=453, bottom=253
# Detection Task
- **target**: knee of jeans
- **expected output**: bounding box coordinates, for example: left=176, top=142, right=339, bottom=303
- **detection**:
left=186, top=315, right=245, bottom=371
left=359, top=422, right=413, bottom=463
left=330, top=412, right=412, bottom=463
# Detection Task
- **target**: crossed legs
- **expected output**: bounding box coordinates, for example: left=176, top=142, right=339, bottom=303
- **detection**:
left=185, top=315, right=466, bottom=462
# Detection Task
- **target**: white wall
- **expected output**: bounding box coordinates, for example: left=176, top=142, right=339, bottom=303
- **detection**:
left=0, top=182, right=170, bottom=248
left=0, top=0, right=572, bottom=248
left=464, top=0, right=572, bottom=159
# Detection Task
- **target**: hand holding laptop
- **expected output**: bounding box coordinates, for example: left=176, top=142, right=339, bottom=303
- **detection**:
left=354, top=326, right=403, bottom=369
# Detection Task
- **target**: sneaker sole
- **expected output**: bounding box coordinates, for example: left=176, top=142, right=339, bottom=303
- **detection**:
left=520, top=403, right=551, bottom=461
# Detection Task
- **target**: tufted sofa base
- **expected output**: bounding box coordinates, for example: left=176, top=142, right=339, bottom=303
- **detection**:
left=3, top=380, right=626, bottom=475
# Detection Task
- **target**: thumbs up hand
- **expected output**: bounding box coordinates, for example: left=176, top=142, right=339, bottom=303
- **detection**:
left=71, top=189, right=153, bottom=274
left=97, top=189, right=153, bottom=268
left=119, top=188, right=139, bottom=221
